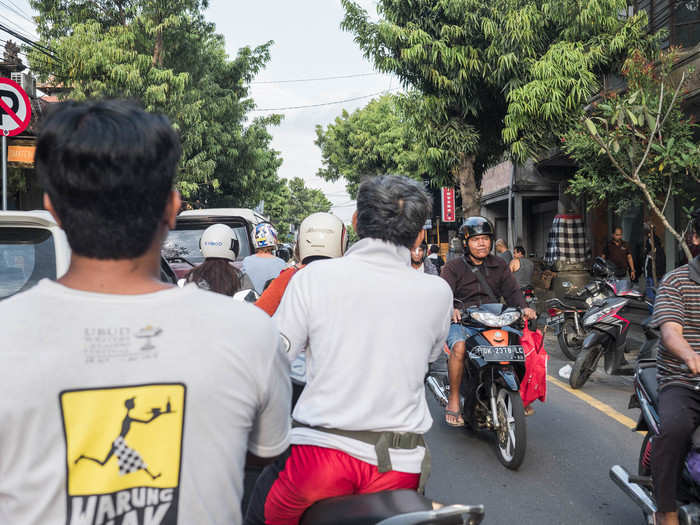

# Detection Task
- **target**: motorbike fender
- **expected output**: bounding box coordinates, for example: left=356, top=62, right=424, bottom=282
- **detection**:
left=582, top=330, right=611, bottom=349
left=634, top=414, right=649, bottom=432
left=496, top=367, right=520, bottom=392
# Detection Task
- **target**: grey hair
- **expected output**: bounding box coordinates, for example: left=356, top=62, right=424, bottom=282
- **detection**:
left=356, top=175, right=431, bottom=249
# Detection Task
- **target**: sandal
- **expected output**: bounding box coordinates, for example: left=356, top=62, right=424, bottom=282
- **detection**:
left=524, top=405, right=535, bottom=416
left=445, top=409, right=465, bottom=427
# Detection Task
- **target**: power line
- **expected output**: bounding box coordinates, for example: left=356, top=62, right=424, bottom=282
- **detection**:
left=0, top=12, right=37, bottom=39
left=6, top=0, right=33, bottom=20
left=252, top=88, right=400, bottom=112
left=0, top=1, right=34, bottom=26
left=252, top=72, right=379, bottom=85
left=0, top=22, right=60, bottom=61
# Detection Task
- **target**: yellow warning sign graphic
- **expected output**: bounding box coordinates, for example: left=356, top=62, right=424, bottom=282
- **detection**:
left=60, top=383, right=185, bottom=525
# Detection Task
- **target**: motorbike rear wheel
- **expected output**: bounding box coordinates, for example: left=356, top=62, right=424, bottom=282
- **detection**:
left=494, top=388, right=526, bottom=470
left=569, top=344, right=604, bottom=389
left=557, top=318, right=584, bottom=361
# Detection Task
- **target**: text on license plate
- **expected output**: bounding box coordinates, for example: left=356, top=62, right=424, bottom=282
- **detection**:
left=548, top=313, right=565, bottom=325
left=473, top=345, right=525, bottom=362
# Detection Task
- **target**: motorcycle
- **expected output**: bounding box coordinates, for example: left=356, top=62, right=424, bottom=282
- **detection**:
left=426, top=302, right=528, bottom=469
left=610, top=342, right=700, bottom=525
left=300, top=490, right=484, bottom=525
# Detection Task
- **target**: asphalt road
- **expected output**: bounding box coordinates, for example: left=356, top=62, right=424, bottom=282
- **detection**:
left=423, top=327, right=648, bottom=525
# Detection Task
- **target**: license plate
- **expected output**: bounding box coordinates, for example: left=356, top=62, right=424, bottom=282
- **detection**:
left=473, top=345, right=525, bottom=362
left=548, top=313, right=565, bottom=325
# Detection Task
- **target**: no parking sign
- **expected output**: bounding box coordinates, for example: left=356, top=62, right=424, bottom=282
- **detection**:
left=0, top=77, right=31, bottom=137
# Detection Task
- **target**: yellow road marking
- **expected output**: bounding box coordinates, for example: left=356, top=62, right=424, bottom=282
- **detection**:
left=547, top=374, right=644, bottom=434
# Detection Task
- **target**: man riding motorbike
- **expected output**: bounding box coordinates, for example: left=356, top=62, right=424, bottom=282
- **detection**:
left=255, top=212, right=347, bottom=316
left=242, top=223, right=287, bottom=294
left=244, top=175, right=453, bottom=525
left=440, top=217, right=536, bottom=427
left=650, top=209, right=700, bottom=525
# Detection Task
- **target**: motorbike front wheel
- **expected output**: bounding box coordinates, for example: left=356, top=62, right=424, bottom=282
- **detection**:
left=494, top=388, right=526, bottom=470
left=569, top=344, right=604, bottom=389
left=557, top=318, right=584, bottom=361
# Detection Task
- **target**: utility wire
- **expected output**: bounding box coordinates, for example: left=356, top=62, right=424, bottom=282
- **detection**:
left=6, top=0, right=33, bottom=20
left=252, top=88, right=400, bottom=112
left=0, top=12, right=37, bottom=39
left=0, top=1, right=35, bottom=26
left=0, top=22, right=60, bottom=61
left=252, top=72, right=379, bottom=85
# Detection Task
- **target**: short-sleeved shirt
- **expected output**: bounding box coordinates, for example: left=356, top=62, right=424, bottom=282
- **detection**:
left=242, top=254, right=287, bottom=294
left=651, top=257, right=700, bottom=391
left=0, top=280, right=291, bottom=524
left=255, top=266, right=300, bottom=316
left=603, top=240, right=631, bottom=276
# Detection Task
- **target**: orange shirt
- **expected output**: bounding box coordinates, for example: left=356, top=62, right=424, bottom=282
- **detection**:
left=255, top=266, right=300, bottom=316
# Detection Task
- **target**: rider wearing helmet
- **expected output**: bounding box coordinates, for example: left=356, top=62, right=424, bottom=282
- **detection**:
left=242, top=223, right=287, bottom=294
left=440, top=216, right=536, bottom=427
left=255, top=212, right=347, bottom=316
left=184, top=224, right=255, bottom=297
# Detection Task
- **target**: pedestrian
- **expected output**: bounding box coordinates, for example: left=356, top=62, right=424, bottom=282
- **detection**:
left=602, top=226, right=636, bottom=291
left=427, top=244, right=445, bottom=274
left=642, top=223, right=666, bottom=314
left=650, top=209, right=700, bottom=525
left=0, top=100, right=291, bottom=525
left=245, top=175, right=453, bottom=524
left=411, top=242, right=439, bottom=275
left=446, top=236, right=464, bottom=262
left=242, top=223, right=287, bottom=294
left=509, top=245, right=534, bottom=288
left=495, top=238, right=513, bottom=264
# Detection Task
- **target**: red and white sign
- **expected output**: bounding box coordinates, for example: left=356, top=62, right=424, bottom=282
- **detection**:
left=441, top=187, right=456, bottom=222
left=0, top=77, right=31, bottom=137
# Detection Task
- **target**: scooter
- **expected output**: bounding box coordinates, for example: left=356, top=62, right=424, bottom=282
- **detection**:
left=300, top=490, right=484, bottom=525
left=426, top=303, right=527, bottom=469
left=610, top=345, right=700, bottom=525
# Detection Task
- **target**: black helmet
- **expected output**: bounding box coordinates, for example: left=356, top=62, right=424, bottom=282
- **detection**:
left=459, top=216, right=495, bottom=242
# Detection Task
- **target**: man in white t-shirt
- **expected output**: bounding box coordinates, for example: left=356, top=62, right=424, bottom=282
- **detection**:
left=245, top=175, right=453, bottom=524
left=0, top=100, right=291, bottom=525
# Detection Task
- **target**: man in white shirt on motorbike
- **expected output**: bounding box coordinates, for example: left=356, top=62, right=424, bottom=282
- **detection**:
left=245, top=175, right=453, bottom=525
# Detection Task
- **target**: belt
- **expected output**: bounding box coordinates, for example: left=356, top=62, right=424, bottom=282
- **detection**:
left=292, top=420, right=431, bottom=494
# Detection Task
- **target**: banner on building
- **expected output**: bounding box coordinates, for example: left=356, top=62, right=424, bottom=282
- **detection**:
left=441, top=187, right=456, bottom=222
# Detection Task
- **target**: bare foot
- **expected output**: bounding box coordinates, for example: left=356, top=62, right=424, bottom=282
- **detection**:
left=655, top=511, right=679, bottom=525
left=524, top=405, right=535, bottom=416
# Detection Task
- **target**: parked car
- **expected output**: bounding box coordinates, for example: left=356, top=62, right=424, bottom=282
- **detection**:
left=162, top=208, right=268, bottom=278
left=0, top=210, right=177, bottom=301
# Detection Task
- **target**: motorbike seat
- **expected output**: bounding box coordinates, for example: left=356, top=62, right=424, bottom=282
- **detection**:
left=615, top=289, right=643, bottom=299
left=300, top=490, right=434, bottom=525
left=639, top=366, right=659, bottom=405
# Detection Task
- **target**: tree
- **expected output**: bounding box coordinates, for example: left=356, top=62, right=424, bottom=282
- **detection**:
left=315, top=94, right=421, bottom=198
left=564, top=49, right=700, bottom=261
left=341, top=0, right=658, bottom=216
left=264, top=177, right=333, bottom=243
left=28, top=0, right=283, bottom=206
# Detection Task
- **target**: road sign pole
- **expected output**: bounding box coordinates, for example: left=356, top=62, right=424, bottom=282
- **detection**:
left=2, top=132, right=7, bottom=210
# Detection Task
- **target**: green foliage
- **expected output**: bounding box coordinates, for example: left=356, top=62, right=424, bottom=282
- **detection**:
left=264, top=177, right=333, bottom=243
left=28, top=0, right=283, bottom=206
left=564, top=49, right=699, bottom=257
left=315, top=94, right=422, bottom=198
left=345, top=222, right=359, bottom=244
left=341, top=0, right=659, bottom=179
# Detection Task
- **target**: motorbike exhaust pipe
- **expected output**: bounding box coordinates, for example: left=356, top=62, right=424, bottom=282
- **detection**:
left=609, top=465, right=657, bottom=516
left=426, top=376, right=448, bottom=407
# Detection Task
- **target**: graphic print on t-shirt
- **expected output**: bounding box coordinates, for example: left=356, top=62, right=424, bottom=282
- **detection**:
left=60, top=383, right=186, bottom=525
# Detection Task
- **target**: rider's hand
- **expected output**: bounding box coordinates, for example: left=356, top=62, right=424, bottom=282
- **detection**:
left=630, top=270, right=636, bottom=281
left=452, top=308, right=462, bottom=323
left=684, top=352, right=700, bottom=375
left=522, top=307, right=537, bottom=321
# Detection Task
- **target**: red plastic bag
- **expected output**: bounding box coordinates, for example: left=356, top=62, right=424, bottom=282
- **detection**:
left=520, top=320, right=548, bottom=408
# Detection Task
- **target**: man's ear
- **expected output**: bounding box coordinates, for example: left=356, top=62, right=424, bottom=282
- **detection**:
left=164, top=190, right=181, bottom=230
left=412, top=229, right=425, bottom=251
left=43, top=194, right=62, bottom=228
left=351, top=210, right=358, bottom=232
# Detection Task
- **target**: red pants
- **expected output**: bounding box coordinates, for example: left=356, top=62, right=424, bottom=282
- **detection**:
left=244, top=445, right=420, bottom=525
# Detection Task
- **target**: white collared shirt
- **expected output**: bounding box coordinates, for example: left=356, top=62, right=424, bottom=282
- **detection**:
left=274, top=237, right=453, bottom=472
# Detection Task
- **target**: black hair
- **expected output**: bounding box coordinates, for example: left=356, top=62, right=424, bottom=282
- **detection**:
left=36, top=100, right=181, bottom=259
left=692, top=208, right=700, bottom=237
left=429, top=244, right=439, bottom=254
left=356, top=175, right=431, bottom=249
left=612, top=226, right=623, bottom=234
left=514, top=246, right=526, bottom=255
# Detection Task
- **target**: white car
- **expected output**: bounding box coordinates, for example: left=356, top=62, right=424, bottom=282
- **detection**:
left=0, top=210, right=178, bottom=300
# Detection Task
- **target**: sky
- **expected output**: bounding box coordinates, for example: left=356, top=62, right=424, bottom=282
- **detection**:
left=2, top=0, right=399, bottom=224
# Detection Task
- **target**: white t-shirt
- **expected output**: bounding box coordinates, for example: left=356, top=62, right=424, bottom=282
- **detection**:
left=274, top=238, right=453, bottom=473
left=0, top=280, right=290, bottom=525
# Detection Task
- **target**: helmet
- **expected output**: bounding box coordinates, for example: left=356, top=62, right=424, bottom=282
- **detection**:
left=298, top=212, right=347, bottom=263
left=458, top=216, right=495, bottom=242
left=199, top=224, right=239, bottom=261
left=253, top=223, right=278, bottom=249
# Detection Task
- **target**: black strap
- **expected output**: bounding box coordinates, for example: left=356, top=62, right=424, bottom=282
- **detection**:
left=462, top=256, right=498, bottom=303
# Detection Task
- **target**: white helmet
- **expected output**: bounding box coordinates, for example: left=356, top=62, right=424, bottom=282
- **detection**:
left=199, top=224, right=239, bottom=261
left=298, top=212, right=347, bottom=263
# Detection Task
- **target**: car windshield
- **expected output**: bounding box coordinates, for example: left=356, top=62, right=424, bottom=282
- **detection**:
left=0, top=227, right=57, bottom=300
left=163, top=225, right=251, bottom=264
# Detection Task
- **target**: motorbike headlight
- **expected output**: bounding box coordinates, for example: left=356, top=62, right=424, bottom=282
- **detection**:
left=469, top=310, right=521, bottom=327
